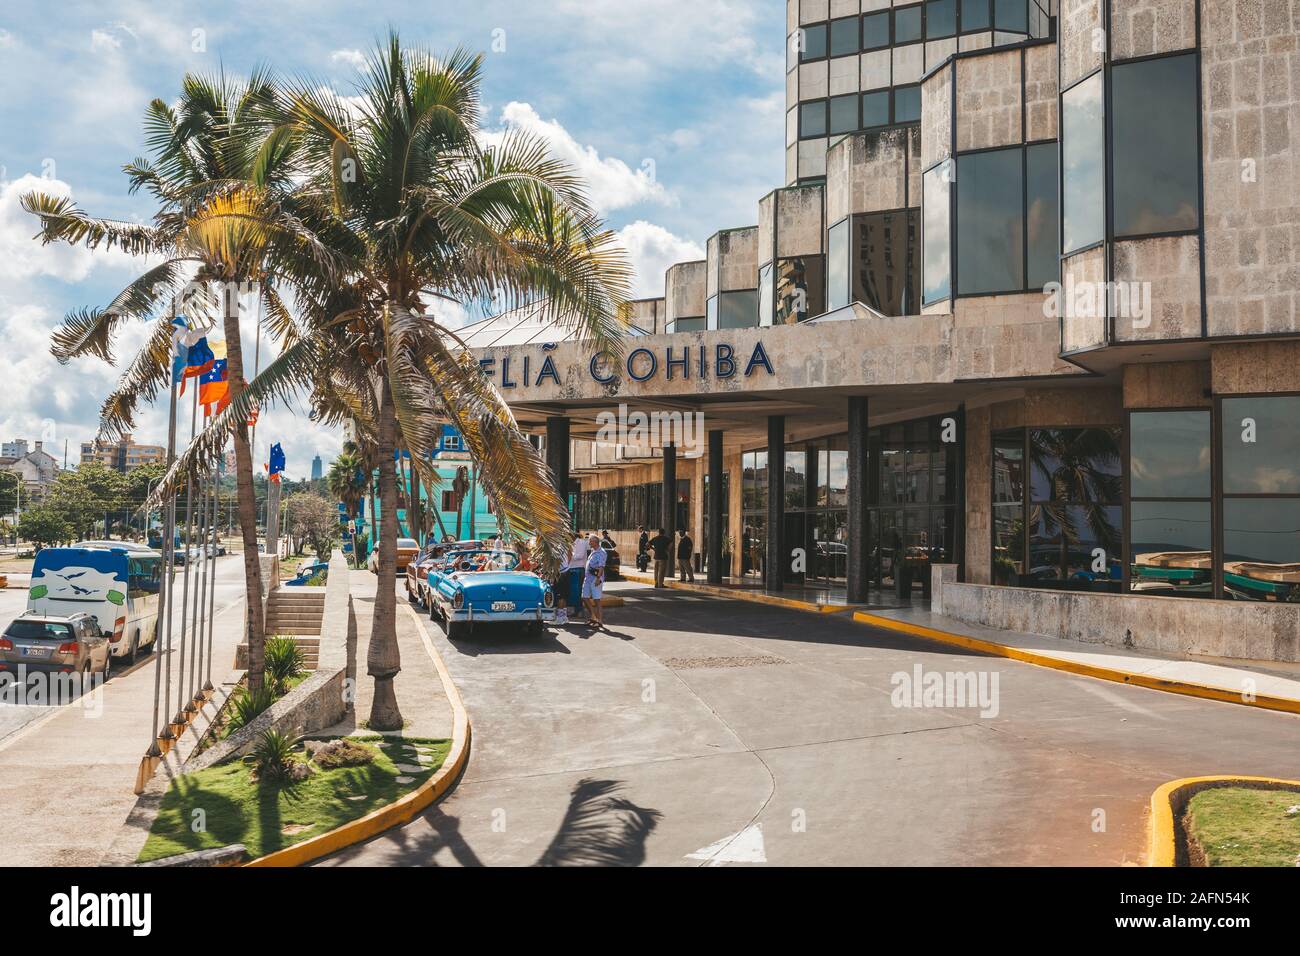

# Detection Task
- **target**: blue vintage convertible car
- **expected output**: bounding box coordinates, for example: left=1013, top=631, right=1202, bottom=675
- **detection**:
left=426, top=549, right=555, bottom=637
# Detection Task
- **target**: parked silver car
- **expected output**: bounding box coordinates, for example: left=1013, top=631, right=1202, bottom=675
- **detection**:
left=0, top=611, right=113, bottom=687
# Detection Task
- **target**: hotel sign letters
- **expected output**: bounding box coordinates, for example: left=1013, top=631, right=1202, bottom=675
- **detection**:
left=477, top=341, right=776, bottom=390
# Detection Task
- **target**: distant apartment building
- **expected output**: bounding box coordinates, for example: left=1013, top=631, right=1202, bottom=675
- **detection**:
left=80, top=434, right=165, bottom=472
left=1, top=440, right=60, bottom=506
left=311, top=455, right=324, bottom=481
left=1, top=439, right=30, bottom=460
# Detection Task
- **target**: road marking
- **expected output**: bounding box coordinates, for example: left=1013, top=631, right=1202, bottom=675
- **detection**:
left=686, top=824, right=766, bottom=865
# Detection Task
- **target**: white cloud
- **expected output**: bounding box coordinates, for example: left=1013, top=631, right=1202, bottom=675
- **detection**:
left=90, top=29, right=122, bottom=53
left=330, top=49, right=368, bottom=71
left=616, top=220, right=704, bottom=298
left=485, top=102, right=674, bottom=215
left=0, top=29, right=15, bottom=49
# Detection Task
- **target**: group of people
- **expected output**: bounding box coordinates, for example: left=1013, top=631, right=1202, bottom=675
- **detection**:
left=554, top=530, right=613, bottom=629
left=636, top=526, right=695, bottom=588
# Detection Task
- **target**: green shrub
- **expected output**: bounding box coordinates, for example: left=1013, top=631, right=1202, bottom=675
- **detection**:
left=246, top=729, right=305, bottom=782
left=225, top=684, right=275, bottom=734
left=264, top=636, right=306, bottom=696
left=305, top=738, right=377, bottom=769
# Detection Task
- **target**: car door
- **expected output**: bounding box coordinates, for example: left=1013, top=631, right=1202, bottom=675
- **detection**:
left=82, top=618, right=107, bottom=670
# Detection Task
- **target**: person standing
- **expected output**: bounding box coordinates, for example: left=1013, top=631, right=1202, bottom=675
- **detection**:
left=677, top=529, right=695, bottom=582
left=649, top=527, right=672, bottom=588
left=581, top=533, right=607, bottom=628
left=568, top=532, right=590, bottom=610
left=636, top=525, right=649, bottom=572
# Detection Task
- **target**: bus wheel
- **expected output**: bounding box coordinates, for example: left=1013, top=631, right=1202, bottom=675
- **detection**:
left=126, top=632, right=139, bottom=664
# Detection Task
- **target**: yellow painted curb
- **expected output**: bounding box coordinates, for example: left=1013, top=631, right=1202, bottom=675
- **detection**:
left=619, top=570, right=860, bottom=615
left=245, top=604, right=471, bottom=867
left=1147, top=775, right=1300, bottom=867
left=852, top=609, right=1300, bottom=716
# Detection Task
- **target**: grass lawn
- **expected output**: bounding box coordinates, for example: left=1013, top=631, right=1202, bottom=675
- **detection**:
left=1183, top=786, right=1300, bottom=867
left=138, top=735, right=450, bottom=863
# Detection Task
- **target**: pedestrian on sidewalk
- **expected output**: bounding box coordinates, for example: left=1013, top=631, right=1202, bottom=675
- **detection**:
left=636, top=525, right=649, bottom=572
left=677, top=529, right=695, bottom=583
left=580, top=533, right=606, bottom=628
left=649, top=527, right=672, bottom=588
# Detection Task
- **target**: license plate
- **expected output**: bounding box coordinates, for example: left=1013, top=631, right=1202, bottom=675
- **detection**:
left=491, top=601, right=516, bottom=612
left=21, top=646, right=51, bottom=658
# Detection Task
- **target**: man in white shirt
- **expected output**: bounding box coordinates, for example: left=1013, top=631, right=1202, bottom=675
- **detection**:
left=581, top=533, right=606, bottom=628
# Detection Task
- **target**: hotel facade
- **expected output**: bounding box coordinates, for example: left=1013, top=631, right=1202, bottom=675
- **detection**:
left=471, top=0, right=1300, bottom=665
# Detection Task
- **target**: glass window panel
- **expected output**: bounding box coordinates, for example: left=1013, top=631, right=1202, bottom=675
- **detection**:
left=1222, top=499, right=1300, bottom=603
left=993, top=503, right=1025, bottom=583
left=993, top=429, right=1025, bottom=505
left=879, top=442, right=906, bottom=505
left=1029, top=427, right=1123, bottom=505
left=814, top=511, right=848, bottom=582
left=1025, top=142, right=1059, bottom=290
left=785, top=450, right=807, bottom=510
left=800, top=23, right=827, bottom=61
left=1222, top=397, right=1300, bottom=495
left=895, top=5, right=923, bottom=43
left=741, top=514, right=766, bottom=577
left=957, top=147, right=1024, bottom=295
left=706, top=295, right=718, bottom=329
left=863, top=11, right=891, bottom=49
left=994, top=0, right=1028, bottom=32
left=716, top=289, right=759, bottom=329
left=1112, top=53, right=1200, bottom=237
left=1062, top=72, right=1105, bottom=254
left=758, top=262, right=774, bottom=327
left=830, top=17, right=859, bottom=57
left=1129, top=501, right=1213, bottom=597
left=829, top=93, right=859, bottom=135
left=851, top=209, right=920, bottom=316
left=1130, top=410, right=1211, bottom=498
left=775, top=255, right=825, bottom=324
left=874, top=509, right=903, bottom=585
left=819, top=449, right=848, bottom=508
left=861, top=90, right=890, bottom=128
left=893, top=84, right=921, bottom=123
left=800, top=100, right=827, bottom=138
left=1028, top=503, right=1123, bottom=589
left=926, top=0, right=957, bottom=38
left=827, top=218, right=850, bottom=312
left=930, top=508, right=954, bottom=565
left=672, top=315, right=706, bottom=333
left=923, top=161, right=952, bottom=303
left=961, top=0, right=991, bottom=31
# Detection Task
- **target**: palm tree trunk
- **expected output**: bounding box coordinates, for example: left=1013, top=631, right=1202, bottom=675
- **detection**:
left=222, top=293, right=266, bottom=691
left=367, top=375, right=403, bottom=730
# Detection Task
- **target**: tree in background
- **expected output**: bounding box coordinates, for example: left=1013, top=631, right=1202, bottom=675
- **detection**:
left=18, top=508, right=73, bottom=552
left=0, top=471, right=19, bottom=516
left=283, top=491, right=339, bottom=559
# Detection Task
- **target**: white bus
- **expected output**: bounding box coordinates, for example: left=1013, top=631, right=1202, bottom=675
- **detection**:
left=28, top=544, right=162, bottom=662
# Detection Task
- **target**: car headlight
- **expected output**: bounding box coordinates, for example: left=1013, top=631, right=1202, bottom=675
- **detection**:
left=452, top=590, right=464, bottom=609
left=543, top=587, right=554, bottom=607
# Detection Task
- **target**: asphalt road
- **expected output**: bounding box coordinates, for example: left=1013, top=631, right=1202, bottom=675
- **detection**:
left=320, top=579, right=1300, bottom=866
left=0, top=555, right=246, bottom=746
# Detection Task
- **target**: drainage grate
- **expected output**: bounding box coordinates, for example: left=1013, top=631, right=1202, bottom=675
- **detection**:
left=662, top=654, right=788, bottom=670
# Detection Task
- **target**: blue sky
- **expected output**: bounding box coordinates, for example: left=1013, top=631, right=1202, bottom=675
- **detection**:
left=0, top=0, right=785, bottom=478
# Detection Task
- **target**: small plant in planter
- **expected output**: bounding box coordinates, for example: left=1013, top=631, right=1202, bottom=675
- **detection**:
left=225, top=685, right=276, bottom=734
left=264, top=635, right=307, bottom=696
left=245, top=729, right=311, bottom=783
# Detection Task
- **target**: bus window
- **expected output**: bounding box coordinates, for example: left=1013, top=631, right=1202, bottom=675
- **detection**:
left=129, top=556, right=161, bottom=596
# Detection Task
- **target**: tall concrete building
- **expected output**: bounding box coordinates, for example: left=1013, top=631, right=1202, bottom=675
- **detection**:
left=80, top=434, right=165, bottom=472
left=471, top=0, right=1300, bottom=667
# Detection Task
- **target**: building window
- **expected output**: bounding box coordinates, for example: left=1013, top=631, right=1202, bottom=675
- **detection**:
left=1061, top=72, right=1105, bottom=254
left=758, top=262, right=774, bottom=327
left=775, top=256, right=826, bottom=324
left=863, top=11, right=890, bottom=49
left=829, top=17, right=859, bottom=57
left=827, top=218, right=850, bottom=312
left=708, top=289, right=759, bottom=330
left=799, top=100, right=827, bottom=139
left=1128, top=410, right=1212, bottom=597
left=800, top=23, right=828, bottom=62
left=893, top=85, right=921, bottom=123
left=1221, top=396, right=1300, bottom=603
left=994, top=0, right=1029, bottom=33
left=992, top=430, right=1026, bottom=585
left=1025, top=141, right=1060, bottom=289
left=961, top=0, right=991, bottom=32
left=895, top=4, right=923, bottom=44
left=957, top=146, right=1024, bottom=295
left=1111, top=52, right=1200, bottom=238
left=829, top=93, right=858, bottom=135
left=671, top=315, right=706, bottom=333
left=926, top=0, right=957, bottom=39
left=861, top=90, right=890, bottom=128
left=851, top=210, right=920, bottom=316
left=923, top=161, right=952, bottom=304
left=1028, top=427, right=1123, bottom=590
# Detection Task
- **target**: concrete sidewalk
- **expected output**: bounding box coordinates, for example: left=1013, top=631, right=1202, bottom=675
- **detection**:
left=0, top=556, right=247, bottom=866
left=855, top=604, right=1300, bottom=714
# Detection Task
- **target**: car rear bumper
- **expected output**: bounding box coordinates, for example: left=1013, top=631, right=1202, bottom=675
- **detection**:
left=443, top=605, right=555, bottom=624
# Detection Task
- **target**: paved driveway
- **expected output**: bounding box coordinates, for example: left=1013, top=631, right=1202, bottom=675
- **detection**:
left=323, top=580, right=1300, bottom=867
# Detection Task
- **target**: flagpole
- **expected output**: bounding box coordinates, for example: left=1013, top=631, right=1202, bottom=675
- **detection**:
left=189, top=464, right=208, bottom=708
left=172, top=388, right=199, bottom=729
left=203, top=443, right=221, bottom=694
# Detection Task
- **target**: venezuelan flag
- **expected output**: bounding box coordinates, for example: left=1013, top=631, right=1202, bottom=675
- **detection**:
left=199, top=359, right=229, bottom=416
left=178, top=335, right=216, bottom=394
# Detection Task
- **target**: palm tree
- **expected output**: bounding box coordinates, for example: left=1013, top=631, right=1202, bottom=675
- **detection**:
left=452, top=465, right=470, bottom=539
left=22, top=70, right=344, bottom=690
left=1028, top=428, right=1122, bottom=582
left=328, top=441, right=369, bottom=566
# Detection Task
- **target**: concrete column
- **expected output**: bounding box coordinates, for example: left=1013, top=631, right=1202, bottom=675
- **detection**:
left=765, top=415, right=784, bottom=592
left=662, top=442, right=676, bottom=578
left=847, top=396, right=870, bottom=603
left=707, top=429, right=724, bottom=583
left=545, top=417, right=570, bottom=522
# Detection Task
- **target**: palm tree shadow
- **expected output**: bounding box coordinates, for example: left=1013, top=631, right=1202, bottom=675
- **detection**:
left=532, top=778, right=662, bottom=867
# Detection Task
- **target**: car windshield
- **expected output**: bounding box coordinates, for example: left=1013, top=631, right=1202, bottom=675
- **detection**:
left=447, top=550, right=520, bottom=572
left=5, top=620, right=74, bottom=641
